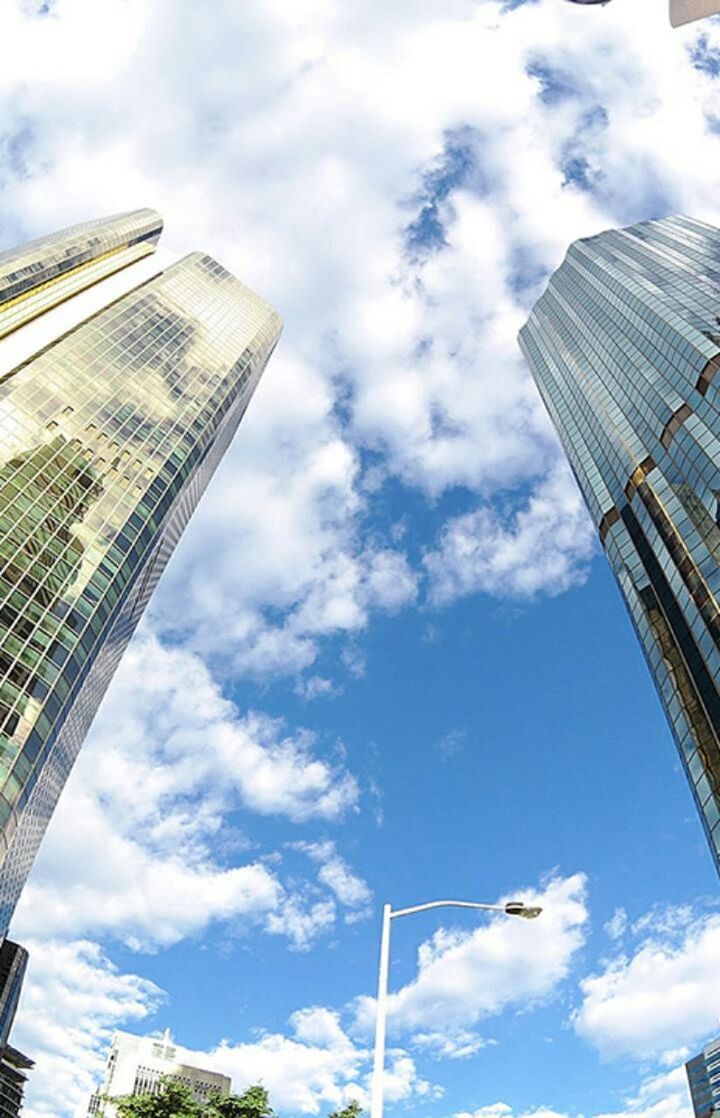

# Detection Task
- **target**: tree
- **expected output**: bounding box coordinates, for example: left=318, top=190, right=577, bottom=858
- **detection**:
left=110, top=1080, right=354, bottom=1118
left=112, top=1080, right=203, bottom=1118
left=206, top=1085, right=274, bottom=1118
left=327, top=1102, right=364, bottom=1118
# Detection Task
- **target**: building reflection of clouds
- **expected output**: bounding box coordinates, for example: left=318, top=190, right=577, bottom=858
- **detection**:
left=0, top=210, right=281, bottom=936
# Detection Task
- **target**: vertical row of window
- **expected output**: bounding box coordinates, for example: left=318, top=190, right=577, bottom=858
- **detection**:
left=521, top=215, right=720, bottom=870
left=0, top=250, right=281, bottom=934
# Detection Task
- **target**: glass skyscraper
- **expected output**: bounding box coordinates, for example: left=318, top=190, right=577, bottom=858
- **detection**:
left=687, top=1035, right=720, bottom=1117
left=519, top=215, right=720, bottom=871
left=0, top=208, right=280, bottom=1071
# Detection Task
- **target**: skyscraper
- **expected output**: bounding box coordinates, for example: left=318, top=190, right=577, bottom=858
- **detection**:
left=0, top=208, right=281, bottom=1061
left=686, top=1035, right=720, bottom=1117
left=519, top=215, right=720, bottom=871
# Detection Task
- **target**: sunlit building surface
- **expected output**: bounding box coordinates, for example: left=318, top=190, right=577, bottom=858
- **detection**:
left=687, top=1036, right=720, bottom=1117
left=670, top=0, right=720, bottom=27
left=519, top=215, right=720, bottom=872
left=87, top=1029, right=230, bottom=1117
left=0, top=209, right=281, bottom=1097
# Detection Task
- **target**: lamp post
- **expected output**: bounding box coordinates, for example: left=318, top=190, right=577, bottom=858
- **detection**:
left=370, top=898, right=542, bottom=1118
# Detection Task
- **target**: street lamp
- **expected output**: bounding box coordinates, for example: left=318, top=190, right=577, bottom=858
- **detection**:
left=370, top=898, right=542, bottom=1118
left=563, top=0, right=720, bottom=24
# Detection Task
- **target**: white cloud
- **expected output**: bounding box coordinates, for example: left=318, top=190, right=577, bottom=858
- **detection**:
left=594, top=1067, right=693, bottom=1118
left=456, top=1107, right=569, bottom=1118
left=149, top=369, right=418, bottom=675
left=354, top=874, right=588, bottom=1043
left=425, top=464, right=596, bottom=605
left=452, top=1066, right=693, bottom=1118
left=412, top=1028, right=493, bottom=1060
left=13, top=632, right=359, bottom=948
left=295, top=840, right=373, bottom=919
left=12, top=940, right=162, bottom=1118
left=14, top=945, right=439, bottom=1118
left=266, top=898, right=338, bottom=952
left=295, top=675, right=342, bottom=701
left=0, top=0, right=634, bottom=659
left=574, top=907, right=720, bottom=1060
left=194, top=1007, right=435, bottom=1115
left=605, top=908, right=629, bottom=942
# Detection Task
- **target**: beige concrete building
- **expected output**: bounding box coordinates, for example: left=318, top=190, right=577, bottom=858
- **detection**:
left=87, top=1029, right=231, bottom=1116
left=670, top=0, right=720, bottom=26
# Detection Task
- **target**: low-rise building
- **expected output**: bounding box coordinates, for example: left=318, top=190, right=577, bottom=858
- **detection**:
left=670, top=0, right=720, bottom=26
left=88, top=1029, right=231, bottom=1116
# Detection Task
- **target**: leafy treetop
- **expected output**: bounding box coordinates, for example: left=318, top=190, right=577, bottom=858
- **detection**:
left=111, top=1079, right=361, bottom=1118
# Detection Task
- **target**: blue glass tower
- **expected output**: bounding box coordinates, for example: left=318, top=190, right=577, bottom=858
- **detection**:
left=520, top=215, right=720, bottom=871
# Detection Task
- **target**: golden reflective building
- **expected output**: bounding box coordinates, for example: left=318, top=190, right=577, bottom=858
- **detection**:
left=0, top=208, right=281, bottom=943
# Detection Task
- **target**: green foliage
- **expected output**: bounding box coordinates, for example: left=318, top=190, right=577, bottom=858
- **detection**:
left=110, top=1079, right=359, bottom=1118
left=327, top=1102, right=364, bottom=1118
left=206, top=1084, right=274, bottom=1117
left=113, top=1080, right=203, bottom=1117
left=111, top=1081, right=274, bottom=1118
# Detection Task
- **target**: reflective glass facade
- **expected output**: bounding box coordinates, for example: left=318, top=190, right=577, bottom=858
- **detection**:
left=519, top=215, right=720, bottom=871
left=687, top=1036, right=720, bottom=1117
left=0, top=209, right=281, bottom=936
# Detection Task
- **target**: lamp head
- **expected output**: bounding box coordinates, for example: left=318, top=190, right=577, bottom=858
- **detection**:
left=504, top=901, right=543, bottom=919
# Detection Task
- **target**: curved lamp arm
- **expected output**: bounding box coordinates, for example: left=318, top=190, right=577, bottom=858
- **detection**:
left=391, top=899, right=542, bottom=920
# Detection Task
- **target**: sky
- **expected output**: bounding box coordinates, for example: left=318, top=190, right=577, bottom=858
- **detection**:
left=0, top=0, right=720, bottom=1115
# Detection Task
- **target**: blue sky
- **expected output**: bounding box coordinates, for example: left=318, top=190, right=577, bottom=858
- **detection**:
left=1, top=0, right=720, bottom=1116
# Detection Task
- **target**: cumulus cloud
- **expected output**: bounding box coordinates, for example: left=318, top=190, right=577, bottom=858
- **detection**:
left=453, top=1066, right=693, bottom=1118
left=13, top=633, right=359, bottom=948
left=425, top=464, right=596, bottom=604
left=593, top=1067, right=693, bottom=1118
left=266, top=898, right=338, bottom=953
left=294, top=840, right=373, bottom=921
left=605, top=908, right=629, bottom=942
left=354, top=874, right=588, bottom=1048
left=150, top=365, right=419, bottom=676
left=456, top=1107, right=569, bottom=1118
left=188, top=1008, right=435, bottom=1115
left=573, top=906, right=720, bottom=1060
left=14, top=950, right=435, bottom=1118
left=12, top=940, right=162, bottom=1118
left=295, top=675, right=342, bottom=702
left=412, top=1028, right=493, bottom=1061
left=0, top=0, right=627, bottom=664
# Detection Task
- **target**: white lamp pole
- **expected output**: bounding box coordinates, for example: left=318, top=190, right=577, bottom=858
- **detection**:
left=369, top=898, right=542, bottom=1118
